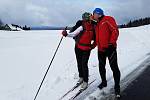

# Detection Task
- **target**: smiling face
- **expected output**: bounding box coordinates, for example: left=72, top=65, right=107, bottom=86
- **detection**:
left=93, top=13, right=102, bottom=21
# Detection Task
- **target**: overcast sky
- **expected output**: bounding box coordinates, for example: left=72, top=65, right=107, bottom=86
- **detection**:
left=0, top=0, right=149, bottom=26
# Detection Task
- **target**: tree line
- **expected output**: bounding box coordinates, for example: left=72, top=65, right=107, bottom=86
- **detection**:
left=119, top=17, right=150, bottom=28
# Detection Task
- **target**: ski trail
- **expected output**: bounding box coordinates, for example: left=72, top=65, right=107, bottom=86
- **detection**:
left=85, top=54, right=150, bottom=100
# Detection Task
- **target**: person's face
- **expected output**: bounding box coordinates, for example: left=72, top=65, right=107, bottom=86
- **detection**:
left=93, top=13, right=102, bottom=20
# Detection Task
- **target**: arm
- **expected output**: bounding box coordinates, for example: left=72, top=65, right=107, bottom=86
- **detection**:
left=69, top=20, right=82, bottom=33
left=61, top=20, right=83, bottom=37
left=106, top=17, right=119, bottom=45
left=67, top=26, right=83, bottom=37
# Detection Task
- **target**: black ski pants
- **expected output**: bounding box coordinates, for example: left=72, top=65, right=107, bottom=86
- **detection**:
left=98, top=48, right=121, bottom=89
left=75, top=46, right=91, bottom=82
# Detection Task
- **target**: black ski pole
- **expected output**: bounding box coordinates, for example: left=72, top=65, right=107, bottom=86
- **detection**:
left=33, top=26, right=67, bottom=100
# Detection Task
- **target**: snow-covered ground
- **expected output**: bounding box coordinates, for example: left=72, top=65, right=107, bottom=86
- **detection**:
left=0, top=25, right=150, bottom=100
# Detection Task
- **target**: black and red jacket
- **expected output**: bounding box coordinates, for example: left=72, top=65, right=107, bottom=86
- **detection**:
left=70, top=20, right=96, bottom=50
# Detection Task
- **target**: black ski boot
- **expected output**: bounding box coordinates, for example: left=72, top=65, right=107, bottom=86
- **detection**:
left=115, top=85, right=121, bottom=98
left=98, top=81, right=107, bottom=89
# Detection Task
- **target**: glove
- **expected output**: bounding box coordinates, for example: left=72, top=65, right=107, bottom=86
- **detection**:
left=104, top=44, right=116, bottom=55
left=108, top=43, right=116, bottom=51
left=62, top=30, right=68, bottom=37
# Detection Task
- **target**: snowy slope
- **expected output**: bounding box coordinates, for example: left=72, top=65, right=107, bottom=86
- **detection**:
left=0, top=25, right=150, bottom=100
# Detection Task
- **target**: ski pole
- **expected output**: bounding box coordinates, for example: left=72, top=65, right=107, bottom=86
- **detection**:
left=33, top=26, right=67, bottom=100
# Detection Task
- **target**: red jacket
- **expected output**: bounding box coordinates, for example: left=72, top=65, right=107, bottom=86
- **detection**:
left=95, top=16, right=119, bottom=51
left=76, top=21, right=95, bottom=51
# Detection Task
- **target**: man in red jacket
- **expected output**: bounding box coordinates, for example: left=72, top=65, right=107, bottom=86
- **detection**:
left=93, top=8, right=121, bottom=97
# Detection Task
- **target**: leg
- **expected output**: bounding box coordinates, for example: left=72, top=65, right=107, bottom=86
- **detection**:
left=98, top=51, right=107, bottom=83
left=75, top=46, right=83, bottom=78
left=81, top=50, right=91, bottom=82
left=108, top=49, right=121, bottom=94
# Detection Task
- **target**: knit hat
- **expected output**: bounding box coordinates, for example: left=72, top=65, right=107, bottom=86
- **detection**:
left=93, top=8, right=104, bottom=15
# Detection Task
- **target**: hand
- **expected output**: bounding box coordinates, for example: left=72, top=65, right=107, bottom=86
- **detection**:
left=62, top=30, right=68, bottom=37
left=104, top=44, right=116, bottom=54
left=90, top=46, right=94, bottom=51
left=108, top=43, right=116, bottom=51
left=91, top=45, right=96, bottom=50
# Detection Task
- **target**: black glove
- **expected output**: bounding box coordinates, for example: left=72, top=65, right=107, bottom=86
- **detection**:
left=103, top=44, right=116, bottom=55
left=108, top=43, right=116, bottom=52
